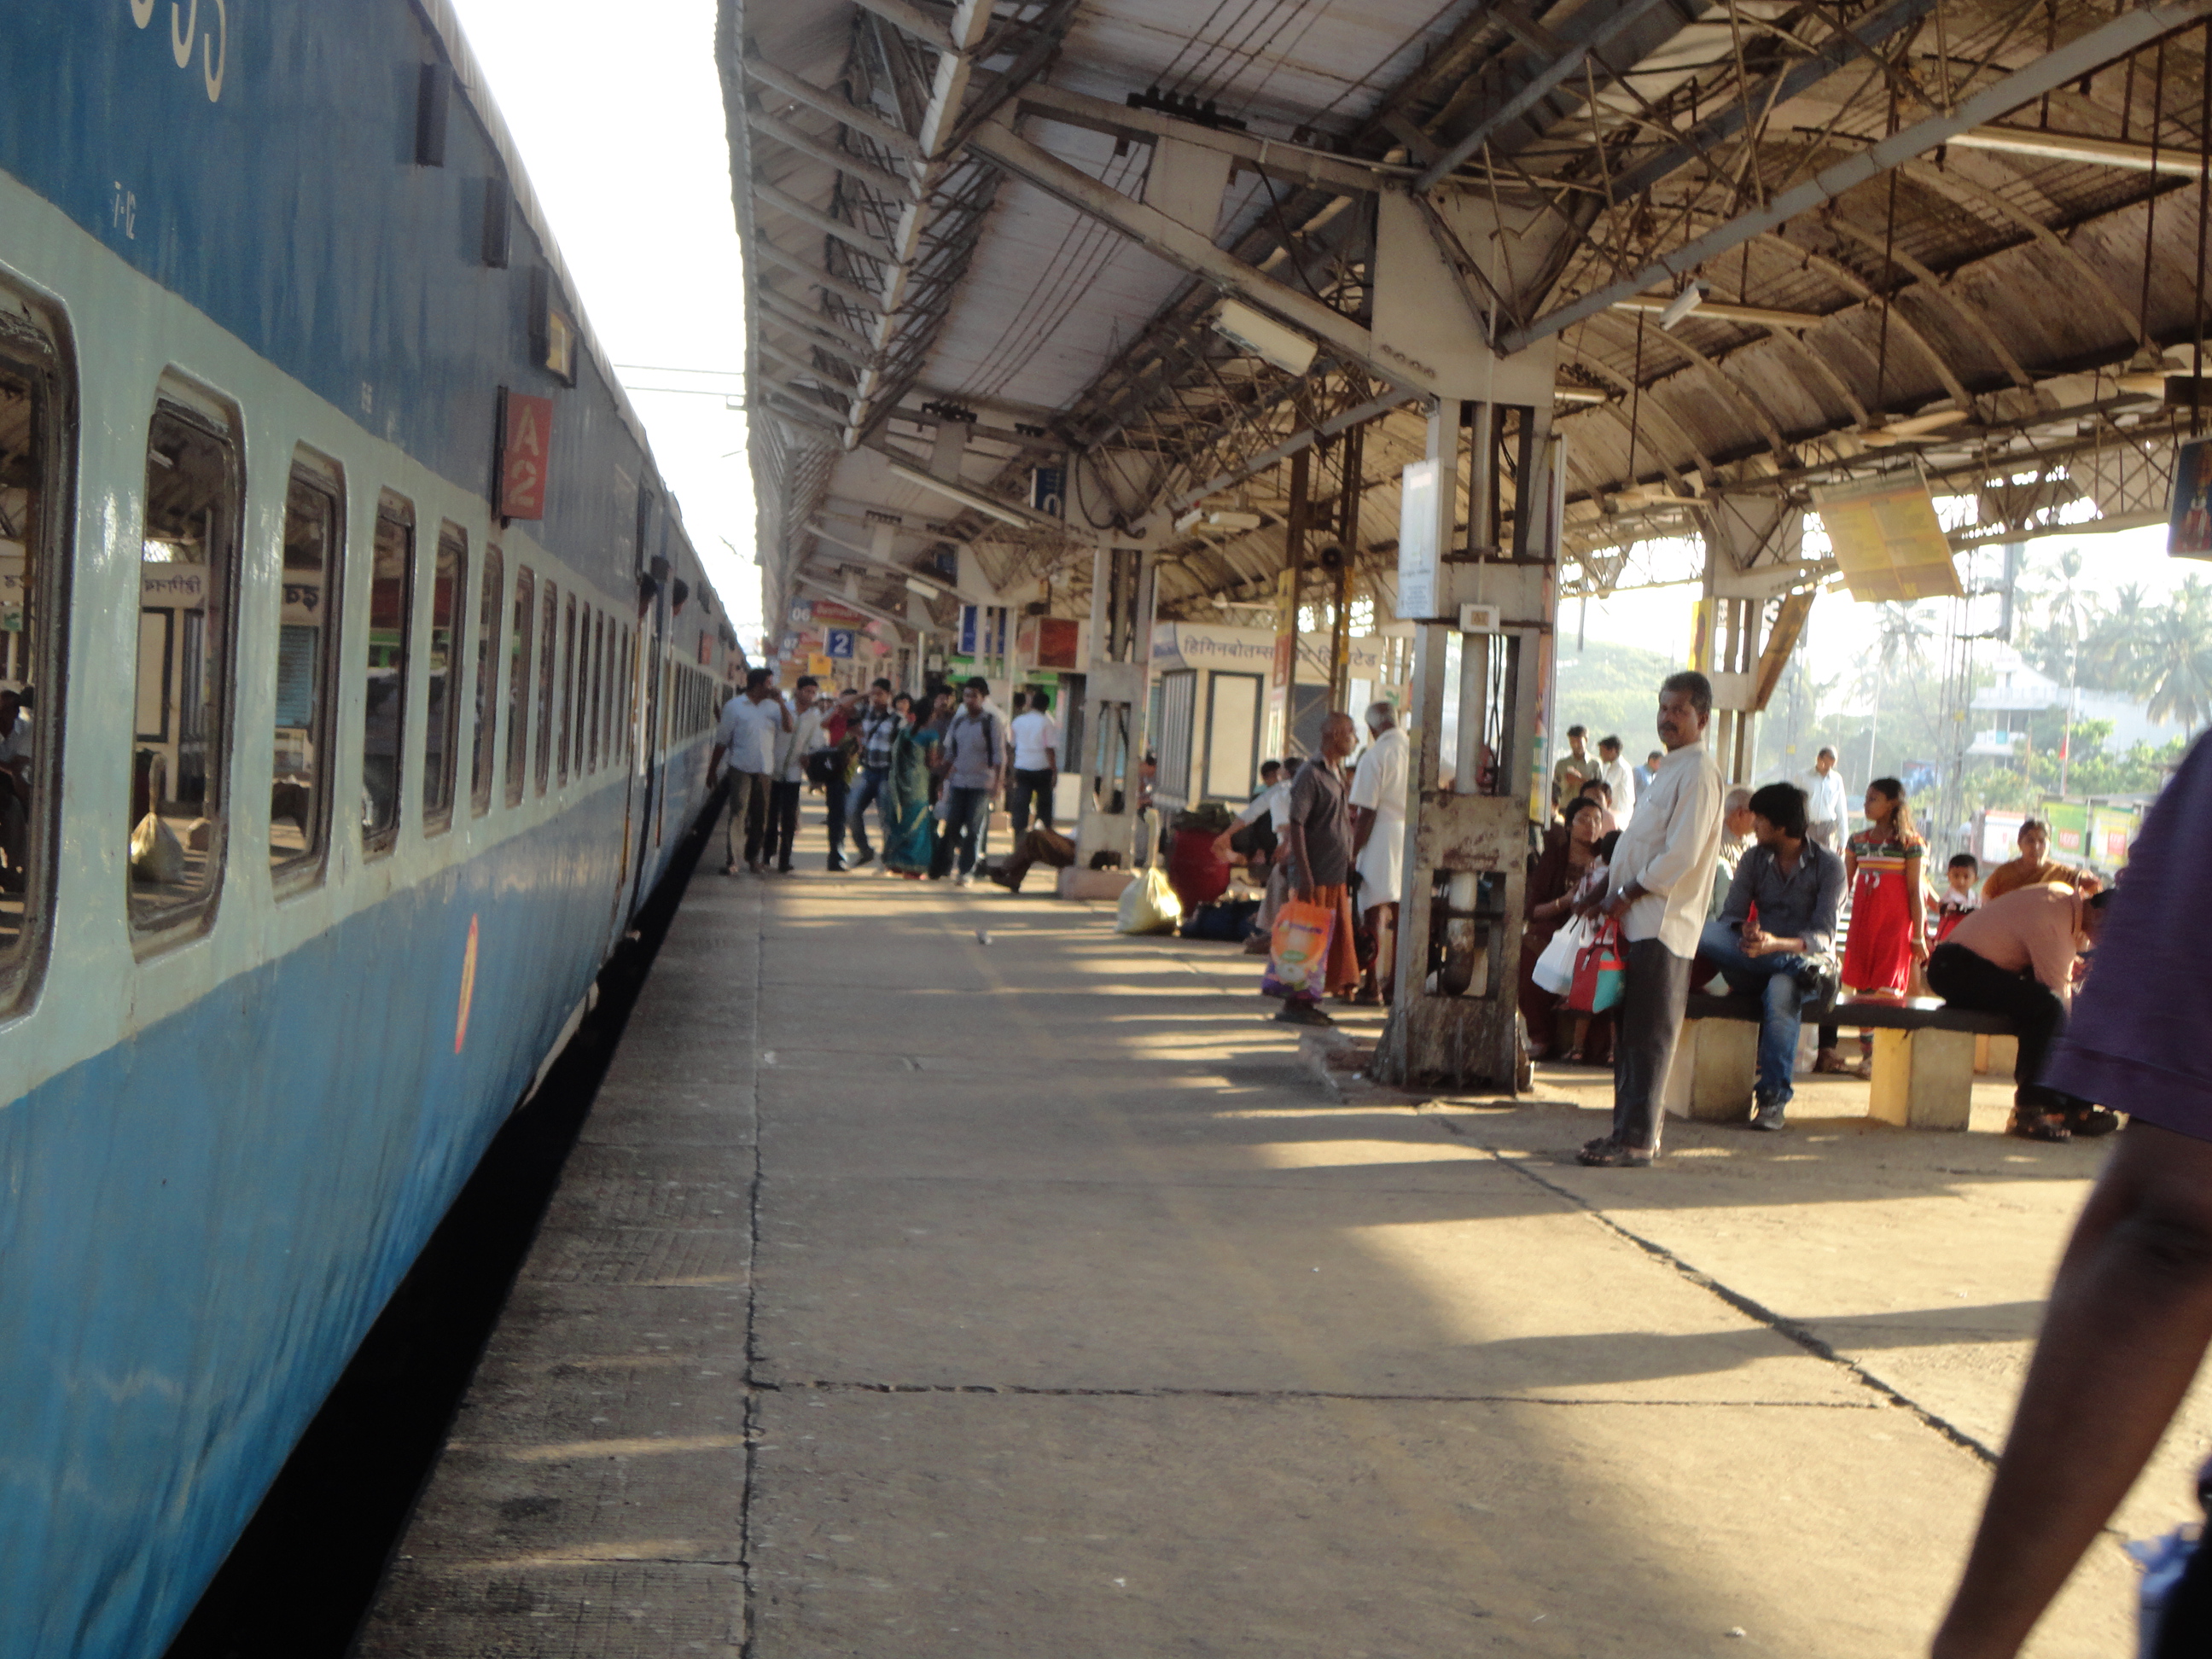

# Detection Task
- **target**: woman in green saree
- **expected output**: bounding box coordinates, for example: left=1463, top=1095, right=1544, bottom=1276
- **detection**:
left=885, top=690, right=951, bottom=876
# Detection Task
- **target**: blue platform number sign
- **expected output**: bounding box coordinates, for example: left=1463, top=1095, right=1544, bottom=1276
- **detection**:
left=958, top=604, right=980, bottom=656
left=1030, top=465, right=1066, bottom=518
left=825, top=628, right=856, bottom=660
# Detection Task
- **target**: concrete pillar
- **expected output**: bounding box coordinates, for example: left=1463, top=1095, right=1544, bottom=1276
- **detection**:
left=1072, top=534, right=1158, bottom=868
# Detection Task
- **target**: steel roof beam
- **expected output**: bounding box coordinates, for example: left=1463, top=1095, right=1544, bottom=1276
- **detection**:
left=1413, top=0, right=1682, bottom=191
left=755, top=240, right=885, bottom=312
left=742, top=52, right=927, bottom=162
left=747, top=107, right=916, bottom=198
left=1501, top=0, right=2212, bottom=352
left=1947, top=124, right=2208, bottom=175
left=1011, top=82, right=1397, bottom=197
left=847, top=0, right=954, bottom=55
left=752, top=177, right=899, bottom=262
left=757, top=286, right=878, bottom=358
left=966, top=119, right=1435, bottom=399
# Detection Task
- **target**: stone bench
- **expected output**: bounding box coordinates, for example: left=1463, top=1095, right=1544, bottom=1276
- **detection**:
left=1662, top=992, right=2011, bottom=1132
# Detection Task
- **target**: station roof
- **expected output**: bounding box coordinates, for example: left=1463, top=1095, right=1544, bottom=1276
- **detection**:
left=719, top=0, right=2212, bottom=639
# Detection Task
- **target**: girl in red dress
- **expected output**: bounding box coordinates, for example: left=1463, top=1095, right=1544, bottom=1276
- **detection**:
left=1816, top=777, right=1929, bottom=1075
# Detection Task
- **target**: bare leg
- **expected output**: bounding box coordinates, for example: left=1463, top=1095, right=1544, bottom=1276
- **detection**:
left=1932, top=1122, right=2212, bottom=1659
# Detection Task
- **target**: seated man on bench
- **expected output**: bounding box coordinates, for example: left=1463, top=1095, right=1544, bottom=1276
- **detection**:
left=1696, top=782, right=1844, bottom=1132
left=1927, top=882, right=2112, bottom=1142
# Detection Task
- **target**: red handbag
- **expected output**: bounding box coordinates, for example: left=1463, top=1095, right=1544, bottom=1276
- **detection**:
left=1567, top=919, right=1627, bottom=1014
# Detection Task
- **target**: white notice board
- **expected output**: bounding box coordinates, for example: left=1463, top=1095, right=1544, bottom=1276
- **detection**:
left=1397, top=458, right=1440, bottom=620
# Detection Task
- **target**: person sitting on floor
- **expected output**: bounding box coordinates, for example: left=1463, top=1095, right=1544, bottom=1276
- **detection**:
left=1926, top=881, right=2113, bottom=1142
left=1694, top=783, right=1844, bottom=1132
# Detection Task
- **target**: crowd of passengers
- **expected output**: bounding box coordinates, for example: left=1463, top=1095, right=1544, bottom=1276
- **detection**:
left=1524, top=721, right=2111, bottom=1143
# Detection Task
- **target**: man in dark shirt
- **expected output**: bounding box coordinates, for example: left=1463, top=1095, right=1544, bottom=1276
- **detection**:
left=1694, top=781, right=1843, bottom=1131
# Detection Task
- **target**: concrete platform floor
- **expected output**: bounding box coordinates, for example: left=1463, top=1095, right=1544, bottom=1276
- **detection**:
left=355, top=819, right=2210, bottom=1659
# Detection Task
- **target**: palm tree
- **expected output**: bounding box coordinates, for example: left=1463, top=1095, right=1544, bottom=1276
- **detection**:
left=1860, top=602, right=1940, bottom=781
left=2027, top=550, right=2097, bottom=794
left=2085, top=583, right=2155, bottom=690
left=2141, top=576, right=2212, bottom=737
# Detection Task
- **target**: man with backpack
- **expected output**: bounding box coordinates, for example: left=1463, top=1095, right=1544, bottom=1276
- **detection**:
left=938, top=677, right=1004, bottom=888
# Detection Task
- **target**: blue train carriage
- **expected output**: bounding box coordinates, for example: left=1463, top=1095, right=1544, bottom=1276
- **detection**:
left=0, top=3, right=742, bottom=1652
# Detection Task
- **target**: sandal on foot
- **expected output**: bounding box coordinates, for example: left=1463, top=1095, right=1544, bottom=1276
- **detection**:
left=1576, top=1137, right=1652, bottom=1168
left=2007, top=1110, right=2072, bottom=1144
left=2069, top=1106, right=2122, bottom=1138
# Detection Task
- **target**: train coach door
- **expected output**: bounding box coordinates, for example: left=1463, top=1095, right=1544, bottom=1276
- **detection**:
left=627, top=486, right=669, bottom=923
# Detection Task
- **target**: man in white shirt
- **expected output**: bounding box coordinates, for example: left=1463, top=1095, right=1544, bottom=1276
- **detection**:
left=709, top=667, right=791, bottom=876
left=763, top=677, right=827, bottom=874
left=1348, top=702, right=1410, bottom=1004
left=1575, top=672, right=1725, bottom=1167
left=1797, top=746, right=1847, bottom=848
left=1007, top=690, right=1061, bottom=834
left=1596, top=733, right=1638, bottom=829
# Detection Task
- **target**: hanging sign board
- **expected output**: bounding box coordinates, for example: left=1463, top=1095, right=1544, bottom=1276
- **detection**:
left=1810, top=473, right=1962, bottom=601
left=2169, top=435, right=2212, bottom=558
left=1396, top=457, right=1442, bottom=619
left=497, top=389, right=554, bottom=520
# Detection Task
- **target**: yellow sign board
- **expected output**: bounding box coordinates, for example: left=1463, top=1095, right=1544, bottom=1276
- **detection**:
left=1812, top=474, right=1963, bottom=602
left=807, top=653, right=835, bottom=677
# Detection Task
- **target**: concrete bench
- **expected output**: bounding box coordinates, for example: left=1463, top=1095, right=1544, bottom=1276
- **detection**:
left=1662, top=993, right=2011, bottom=1132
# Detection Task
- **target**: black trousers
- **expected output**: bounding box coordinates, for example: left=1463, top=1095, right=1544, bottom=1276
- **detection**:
left=822, top=770, right=849, bottom=864
left=763, top=779, right=802, bottom=870
left=1010, top=767, right=1055, bottom=834
left=1925, top=941, right=2081, bottom=1110
left=1610, top=937, right=1694, bottom=1152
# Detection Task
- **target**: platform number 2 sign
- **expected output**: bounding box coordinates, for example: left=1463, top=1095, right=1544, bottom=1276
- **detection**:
left=826, top=629, right=855, bottom=659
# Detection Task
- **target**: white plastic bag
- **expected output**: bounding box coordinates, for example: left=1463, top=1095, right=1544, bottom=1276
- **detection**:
left=130, top=812, right=185, bottom=885
left=1116, top=864, right=1182, bottom=935
left=1530, top=915, right=1588, bottom=996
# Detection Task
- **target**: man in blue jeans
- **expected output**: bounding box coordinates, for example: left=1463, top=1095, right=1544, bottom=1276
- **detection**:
left=938, top=677, right=1004, bottom=886
left=1696, top=781, right=1844, bottom=1132
left=844, top=678, right=901, bottom=870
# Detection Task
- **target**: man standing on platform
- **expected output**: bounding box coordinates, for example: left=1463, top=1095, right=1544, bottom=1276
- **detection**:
left=1798, top=746, right=1847, bottom=849
left=845, top=678, right=900, bottom=870
left=814, top=685, right=859, bottom=870
left=1596, top=733, right=1639, bottom=829
left=938, top=677, right=1004, bottom=888
left=764, top=678, right=826, bottom=875
left=1273, top=713, right=1362, bottom=1027
left=1551, top=725, right=1597, bottom=810
left=709, top=667, right=791, bottom=876
left=1008, top=689, right=1060, bottom=835
left=1576, top=672, right=1725, bottom=1167
left=1349, top=701, right=1409, bottom=1006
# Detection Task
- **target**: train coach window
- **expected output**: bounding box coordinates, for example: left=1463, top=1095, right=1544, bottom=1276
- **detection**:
left=0, top=299, right=71, bottom=997
left=422, top=525, right=466, bottom=832
left=586, top=610, right=603, bottom=774
left=558, top=593, right=576, bottom=786
left=271, top=458, right=344, bottom=883
left=130, top=396, right=242, bottom=939
left=534, top=579, right=556, bottom=795
left=470, top=544, right=502, bottom=816
left=506, top=564, right=533, bottom=807
left=360, top=498, right=414, bottom=857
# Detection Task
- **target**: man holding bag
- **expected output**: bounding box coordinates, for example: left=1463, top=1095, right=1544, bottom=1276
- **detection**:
left=1575, top=672, right=1725, bottom=1167
left=1270, top=712, right=1363, bottom=1027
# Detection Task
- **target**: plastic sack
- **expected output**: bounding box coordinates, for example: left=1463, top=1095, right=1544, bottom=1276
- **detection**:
left=1568, top=918, right=1627, bottom=1015
left=1260, top=898, right=1336, bottom=998
left=1531, top=916, right=1588, bottom=996
left=129, top=812, right=184, bottom=886
left=1116, top=864, right=1182, bottom=935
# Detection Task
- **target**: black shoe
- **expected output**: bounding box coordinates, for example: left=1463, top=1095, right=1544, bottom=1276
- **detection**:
left=1750, top=1098, right=1788, bottom=1132
left=1273, top=1002, right=1333, bottom=1027
left=828, top=858, right=847, bottom=872
left=1794, top=954, right=1839, bottom=1010
left=850, top=849, right=876, bottom=869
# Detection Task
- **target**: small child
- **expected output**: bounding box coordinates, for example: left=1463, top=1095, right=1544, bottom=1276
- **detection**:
left=1934, top=853, right=1981, bottom=945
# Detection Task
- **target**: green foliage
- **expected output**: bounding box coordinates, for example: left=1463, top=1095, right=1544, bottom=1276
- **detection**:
left=2012, top=550, right=2212, bottom=736
left=1552, top=637, right=1685, bottom=755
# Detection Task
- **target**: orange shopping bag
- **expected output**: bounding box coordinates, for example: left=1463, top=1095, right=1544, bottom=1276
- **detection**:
left=1260, top=899, right=1336, bottom=998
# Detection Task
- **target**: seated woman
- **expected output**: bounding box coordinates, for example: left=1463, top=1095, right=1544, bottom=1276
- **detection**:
left=1519, top=796, right=1604, bottom=1060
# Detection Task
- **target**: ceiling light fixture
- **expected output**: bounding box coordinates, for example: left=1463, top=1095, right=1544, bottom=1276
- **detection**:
left=884, top=458, right=1034, bottom=527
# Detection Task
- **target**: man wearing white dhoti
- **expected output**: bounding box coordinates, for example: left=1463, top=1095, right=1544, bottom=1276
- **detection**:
left=1349, top=701, right=1410, bottom=1005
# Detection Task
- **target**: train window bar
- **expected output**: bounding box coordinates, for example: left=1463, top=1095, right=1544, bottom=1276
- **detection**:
left=422, top=523, right=467, bottom=834
left=271, top=451, right=345, bottom=890
left=130, top=386, right=244, bottom=943
left=359, top=494, right=415, bottom=859
left=0, top=287, right=73, bottom=1006
left=533, top=579, right=557, bottom=796
left=506, top=564, right=534, bottom=808
left=558, top=593, right=576, bottom=786
left=469, top=542, right=502, bottom=817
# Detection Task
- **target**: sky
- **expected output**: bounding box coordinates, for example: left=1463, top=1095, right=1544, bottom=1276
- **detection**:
left=447, top=0, right=763, bottom=647
left=1565, top=519, right=2199, bottom=715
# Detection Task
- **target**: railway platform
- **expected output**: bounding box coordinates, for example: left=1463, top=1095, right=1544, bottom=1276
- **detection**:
left=354, top=819, right=2203, bottom=1658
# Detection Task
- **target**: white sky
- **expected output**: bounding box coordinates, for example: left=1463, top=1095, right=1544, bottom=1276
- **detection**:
left=449, top=0, right=764, bottom=647
left=1567, top=520, right=2197, bottom=713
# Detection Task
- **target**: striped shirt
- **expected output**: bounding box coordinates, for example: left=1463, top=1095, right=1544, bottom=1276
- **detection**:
left=857, top=706, right=902, bottom=771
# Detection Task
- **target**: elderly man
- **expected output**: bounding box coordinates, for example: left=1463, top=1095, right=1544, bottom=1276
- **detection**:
left=1797, top=747, right=1847, bottom=849
left=1978, top=818, right=2090, bottom=903
left=1551, top=725, right=1597, bottom=810
left=1575, top=672, right=1726, bottom=1167
left=1273, top=712, right=1362, bottom=1027
left=1349, top=701, right=1409, bottom=1005
left=1926, top=746, right=2209, bottom=1659
left=1706, top=786, right=1756, bottom=922
left=1596, top=733, right=1639, bottom=828
left=1696, top=783, right=1844, bottom=1132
